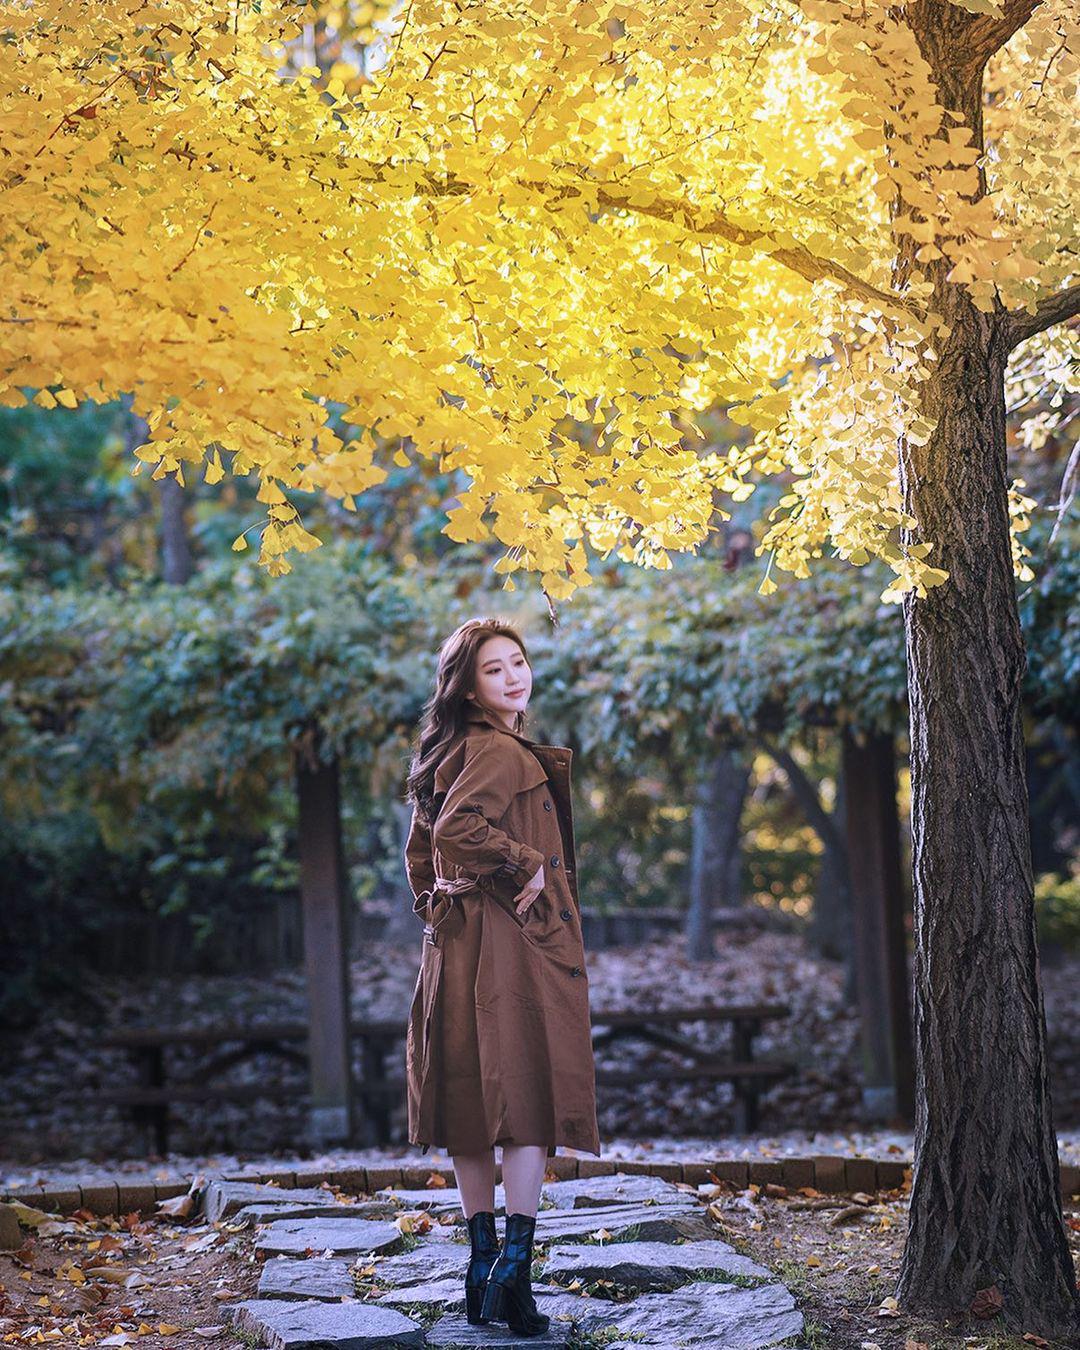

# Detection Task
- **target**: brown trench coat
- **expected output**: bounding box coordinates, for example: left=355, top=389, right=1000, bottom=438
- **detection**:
left=403, top=702, right=601, bottom=1158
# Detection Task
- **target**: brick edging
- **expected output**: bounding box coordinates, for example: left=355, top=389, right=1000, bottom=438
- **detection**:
left=4, top=1155, right=1079, bottom=1218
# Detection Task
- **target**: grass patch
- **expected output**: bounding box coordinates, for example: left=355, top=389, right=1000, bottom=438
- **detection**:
left=774, top=1318, right=830, bottom=1350
left=566, top=1325, right=647, bottom=1348
left=687, top=1267, right=772, bottom=1289
left=225, top=1327, right=263, bottom=1349
left=380, top=1298, right=445, bottom=1330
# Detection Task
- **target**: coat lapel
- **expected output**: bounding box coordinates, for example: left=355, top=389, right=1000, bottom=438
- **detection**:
left=464, top=703, right=578, bottom=906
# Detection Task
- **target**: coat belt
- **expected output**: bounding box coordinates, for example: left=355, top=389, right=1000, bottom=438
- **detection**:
left=420, top=874, right=478, bottom=946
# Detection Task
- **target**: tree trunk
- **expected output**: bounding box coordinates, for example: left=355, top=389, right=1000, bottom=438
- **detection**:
left=892, top=265, right=1079, bottom=1336
left=125, top=406, right=194, bottom=585
left=157, top=474, right=193, bottom=584
left=685, top=745, right=751, bottom=961
left=889, top=11, right=1079, bottom=1332
left=768, top=743, right=853, bottom=967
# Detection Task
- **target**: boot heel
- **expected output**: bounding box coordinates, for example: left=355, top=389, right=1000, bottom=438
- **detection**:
left=465, top=1284, right=487, bottom=1324
left=504, top=1284, right=550, bottom=1337
left=480, top=1278, right=507, bottom=1322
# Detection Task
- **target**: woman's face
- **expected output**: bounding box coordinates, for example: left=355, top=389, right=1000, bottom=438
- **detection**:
left=471, top=634, right=532, bottom=719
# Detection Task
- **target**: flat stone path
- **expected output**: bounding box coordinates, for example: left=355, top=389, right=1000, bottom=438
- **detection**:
left=217, top=1173, right=807, bottom=1348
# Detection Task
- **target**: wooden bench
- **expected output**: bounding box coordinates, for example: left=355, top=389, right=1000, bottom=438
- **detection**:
left=99, top=1018, right=405, bottom=1154
left=99, top=1002, right=795, bottom=1151
left=589, top=1002, right=796, bottom=1133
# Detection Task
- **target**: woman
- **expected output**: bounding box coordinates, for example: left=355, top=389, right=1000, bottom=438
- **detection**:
left=403, top=617, right=601, bottom=1337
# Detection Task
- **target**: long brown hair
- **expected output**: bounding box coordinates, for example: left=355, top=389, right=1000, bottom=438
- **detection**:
left=406, top=617, right=532, bottom=823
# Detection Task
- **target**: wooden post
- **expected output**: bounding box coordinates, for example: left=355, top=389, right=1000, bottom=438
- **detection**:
left=295, top=734, right=354, bottom=1146
left=841, top=728, right=915, bottom=1124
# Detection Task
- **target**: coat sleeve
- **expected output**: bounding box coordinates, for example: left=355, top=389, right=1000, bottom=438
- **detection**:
left=404, top=802, right=437, bottom=903
left=432, top=739, right=546, bottom=886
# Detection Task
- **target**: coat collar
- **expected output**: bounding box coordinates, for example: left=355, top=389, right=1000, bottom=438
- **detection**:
left=464, top=700, right=536, bottom=746
left=463, top=702, right=575, bottom=768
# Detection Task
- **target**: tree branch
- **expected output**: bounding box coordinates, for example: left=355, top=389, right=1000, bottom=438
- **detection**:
left=390, top=163, right=922, bottom=323
left=592, top=183, right=922, bottom=321
left=904, top=0, right=1040, bottom=71
left=960, top=0, right=1042, bottom=68
left=763, top=739, right=844, bottom=858
left=1005, top=283, right=1080, bottom=350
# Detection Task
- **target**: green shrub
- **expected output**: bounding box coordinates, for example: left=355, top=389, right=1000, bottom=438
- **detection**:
left=1034, top=869, right=1080, bottom=952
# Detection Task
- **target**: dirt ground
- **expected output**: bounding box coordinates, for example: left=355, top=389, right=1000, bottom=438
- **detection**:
left=708, top=1174, right=1080, bottom=1350
left=0, top=1195, right=259, bottom=1350
left=2, top=1172, right=1078, bottom=1350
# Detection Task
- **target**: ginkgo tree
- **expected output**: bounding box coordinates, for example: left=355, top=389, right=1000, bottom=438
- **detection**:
left=3, top=0, right=1079, bottom=1333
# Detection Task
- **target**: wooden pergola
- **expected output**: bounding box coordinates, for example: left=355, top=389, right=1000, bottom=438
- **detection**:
left=291, top=703, right=916, bottom=1144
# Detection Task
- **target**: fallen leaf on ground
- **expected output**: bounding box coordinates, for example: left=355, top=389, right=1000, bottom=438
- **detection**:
left=85, top=1266, right=133, bottom=1283
left=156, top=1195, right=195, bottom=1219
left=970, top=1284, right=1004, bottom=1318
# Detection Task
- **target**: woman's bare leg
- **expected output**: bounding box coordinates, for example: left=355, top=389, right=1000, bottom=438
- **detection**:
left=451, top=1148, right=496, bottom=1219
left=500, top=1143, right=547, bottom=1218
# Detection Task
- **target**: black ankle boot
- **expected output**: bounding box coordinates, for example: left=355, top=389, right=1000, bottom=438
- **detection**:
left=479, top=1210, right=550, bottom=1336
left=464, top=1210, right=500, bottom=1324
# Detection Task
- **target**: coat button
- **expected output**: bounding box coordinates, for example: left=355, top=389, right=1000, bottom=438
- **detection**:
left=543, top=799, right=552, bottom=810
left=550, top=855, right=560, bottom=867
left=570, top=965, right=582, bottom=977
left=560, top=908, right=572, bottom=921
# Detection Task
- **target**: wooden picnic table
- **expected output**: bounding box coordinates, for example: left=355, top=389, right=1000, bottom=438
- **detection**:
left=99, top=1002, right=795, bottom=1151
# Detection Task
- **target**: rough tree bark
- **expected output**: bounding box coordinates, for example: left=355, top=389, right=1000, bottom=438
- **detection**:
left=893, top=2, right=1080, bottom=1333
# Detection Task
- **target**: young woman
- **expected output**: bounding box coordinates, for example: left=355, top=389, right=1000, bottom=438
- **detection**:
left=403, top=617, right=601, bottom=1337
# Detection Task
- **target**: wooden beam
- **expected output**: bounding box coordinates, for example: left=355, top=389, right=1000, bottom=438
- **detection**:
left=841, top=728, right=915, bottom=1124
left=295, top=739, right=354, bottom=1146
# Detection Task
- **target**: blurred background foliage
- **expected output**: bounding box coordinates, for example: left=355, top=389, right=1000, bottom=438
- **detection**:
left=1, top=390, right=1077, bottom=1022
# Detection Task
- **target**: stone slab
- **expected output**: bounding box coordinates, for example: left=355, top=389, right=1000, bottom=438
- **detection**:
left=542, top=1237, right=772, bottom=1290
left=227, top=1298, right=424, bottom=1348
left=358, top=1244, right=468, bottom=1289
left=371, top=1277, right=577, bottom=1314
left=374, top=1187, right=469, bottom=1217
left=533, top=1199, right=714, bottom=1244
left=255, top=1217, right=403, bottom=1259
left=235, top=1200, right=398, bottom=1225
left=540, top=1174, right=689, bottom=1210
left=204, top=1181, right=346, bottom=1223
left=424, top=1312, right=575, bottom=1347
left=257, top=1256, right=356, bottom=1302
left=373, top=1173, right=691, bottom=1218
left=372, top=1276, right=467, bottom=1311
left=569, top=1279, right=804, bottom=1347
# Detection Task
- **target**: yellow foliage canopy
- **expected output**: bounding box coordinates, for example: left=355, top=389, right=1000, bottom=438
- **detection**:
left=1, top=0, right=1076, bottom=598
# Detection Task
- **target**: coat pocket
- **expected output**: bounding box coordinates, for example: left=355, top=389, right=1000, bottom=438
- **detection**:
left=481, top=872, right=543, bottom=934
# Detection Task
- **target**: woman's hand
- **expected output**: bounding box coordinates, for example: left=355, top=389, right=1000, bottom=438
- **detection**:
left=513, top=862, right=545, bottom=917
